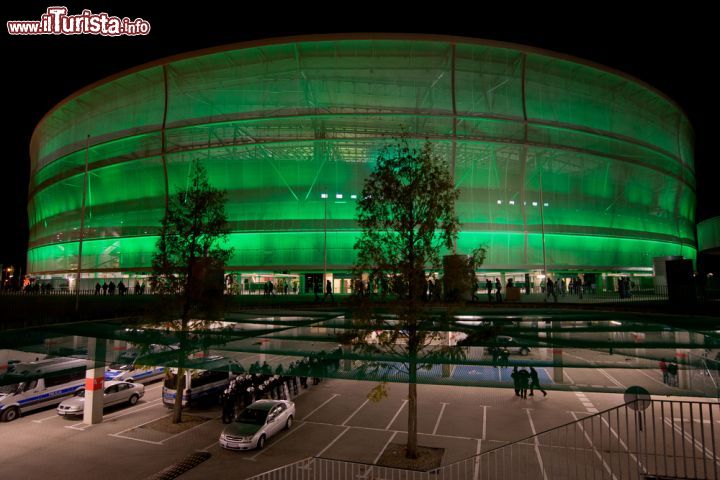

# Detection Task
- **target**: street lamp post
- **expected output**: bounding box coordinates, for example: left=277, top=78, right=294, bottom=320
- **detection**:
left=321, top=192, right=328, bottom=290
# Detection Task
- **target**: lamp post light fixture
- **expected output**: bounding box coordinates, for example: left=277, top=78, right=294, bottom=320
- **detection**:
left=321, top=192, right=328, bottom=288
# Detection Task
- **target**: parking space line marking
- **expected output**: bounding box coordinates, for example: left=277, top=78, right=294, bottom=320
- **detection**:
left=385, top=400, right=407, bottom=430
left=597, top=368, right=626, bottom=389
left=301, top=393, right=339, bottom=421
left=315, top=425, right=350, bottom=457
left=524, top=409, right=548, bottom=480
left=66, top=422, right=91, bottom=431
left=32, top=413, right=63, bottom=423
left=372, top=431, right=398, bottom=464
left=199, top=439, right=219, bottom=452
left=248, top=422, right=307, bottom=461
left=65, top=425, right=90, bottom=431
left=65, top=399, right=164, bottom=429
left=563, top=369, right=575, bottom=384
left=598, top=414, right=645, bottom=471
left=634, top=368, right=668, bottom=387
left=301, top=420, right=477, bottom=441
left=482, top=405, right=487, bottom=440
left=663, top=417, right=720, bottom=466
left=111, top=413, right=171, bottom=436
left=473, top=438, right=482, bottom=480
left=161, top=415, right=221, bottom=444
left=341, top=399, right=368, bottom=426
left=541, top=367, right=554, bottom=385
left=570, top=412, right=618, bottom=480
left=432, top=402, right=448, bottom=435
left=108, top=433, right=163, bottom=445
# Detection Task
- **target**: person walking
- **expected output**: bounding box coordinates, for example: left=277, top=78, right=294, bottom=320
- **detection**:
left=500, top=347, right=510, bottom=368
left=102, top=281, right=108, bottom=295
left=495, top=278, right=502, bottom=303
left=486, top=279, right=493, bottom=303
left=659, top=358, right=668, bottom=385
left=471, top=275, right=480, bottom=302
left=667, top=361, right=679, bottom=387
left=546, top=278, right=557, bottom=303
left=517, top=368, right=530, bottom=399
left=490, top=347, right=500, bottom=368
left=94, top=282, right=101, bottom=295
left=325, top=279, right=334, bottom=302
left=511, top=366, right=520, bottom=397
left=529, top=367, right=547, bottom=396
left=577, top=277, right=583, bottom=299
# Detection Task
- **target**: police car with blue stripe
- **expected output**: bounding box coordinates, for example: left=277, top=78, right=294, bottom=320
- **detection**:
left=0, top=357, right=86, bottom=422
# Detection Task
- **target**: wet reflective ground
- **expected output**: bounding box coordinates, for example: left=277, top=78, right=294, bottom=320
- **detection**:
left=2, top=308, right=718, bottom=398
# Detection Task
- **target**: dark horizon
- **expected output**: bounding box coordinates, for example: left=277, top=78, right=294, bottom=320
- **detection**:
left=2, top=5, right=717, bottom=270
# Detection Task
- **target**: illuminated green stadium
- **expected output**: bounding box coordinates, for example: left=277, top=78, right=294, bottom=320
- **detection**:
left=27, top=34, right=696, bottom=287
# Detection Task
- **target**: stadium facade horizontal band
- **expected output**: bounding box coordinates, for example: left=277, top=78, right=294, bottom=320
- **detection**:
left=27, top=34, right=696, bottom=287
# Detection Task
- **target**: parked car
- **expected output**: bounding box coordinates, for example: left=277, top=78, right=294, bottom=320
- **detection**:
left=219, top=399, right=295, bottom=450
left=489, top=335, right=531, bottom=356
left=56, top=381, right=144, bottom=416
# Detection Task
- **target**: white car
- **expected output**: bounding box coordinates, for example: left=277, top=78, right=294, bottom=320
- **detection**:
left=56, top=381, right=144, bottom=416
left=219, top=399, right=295, bottom=450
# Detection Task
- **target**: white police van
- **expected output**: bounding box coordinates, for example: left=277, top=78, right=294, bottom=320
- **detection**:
left=0, top=357, right=86, bottom=422
left=162, top=356, right=232, bottom=407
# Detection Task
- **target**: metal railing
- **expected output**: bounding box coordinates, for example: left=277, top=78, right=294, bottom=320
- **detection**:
left=245, top=399, right=720, bottom=480
left=244, top=457, right=433, bottom=480
left=434, top=399, right=719, bottom=479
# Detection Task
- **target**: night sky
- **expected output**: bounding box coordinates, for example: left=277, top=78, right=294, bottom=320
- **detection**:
left=2, top=4, right=717, bottom=272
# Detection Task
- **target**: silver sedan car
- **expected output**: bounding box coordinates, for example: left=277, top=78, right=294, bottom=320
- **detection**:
left=219, top=399, right=295, bottom=450
left=57, top=381, right=144, bottom=416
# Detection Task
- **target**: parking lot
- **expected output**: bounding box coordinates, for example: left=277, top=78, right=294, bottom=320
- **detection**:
left=1, top=362, right=693, bottom=480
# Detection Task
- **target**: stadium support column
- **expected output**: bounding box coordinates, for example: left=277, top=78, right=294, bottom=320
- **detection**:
left=675, top=331, right=690, bottom=390
left=84, top=337, right=107, bottom=425
left=0, top=350, right=7, bottom=375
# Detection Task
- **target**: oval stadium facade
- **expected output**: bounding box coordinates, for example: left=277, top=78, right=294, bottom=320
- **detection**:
left=28, top=34, right=696, bottom=291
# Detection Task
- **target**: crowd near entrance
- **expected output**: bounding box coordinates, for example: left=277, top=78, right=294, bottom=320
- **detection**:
left=8, top=269, right=661, bottom=300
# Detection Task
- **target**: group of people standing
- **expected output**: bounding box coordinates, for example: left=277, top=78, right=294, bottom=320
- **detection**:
left=485, top=278, right=503, bottom=303
left=221, top=351, right=343, bottom=423
left=617, top=277, right=633, bottom=299
left=310, top=279, right=335, bottom=302
left=659, top=358, right=680, bottom=386
left=93, top=280, right=146, bottom=295
left=511, top=366, right=547, bottom=399
left=263, top=279, right=293, bottom=296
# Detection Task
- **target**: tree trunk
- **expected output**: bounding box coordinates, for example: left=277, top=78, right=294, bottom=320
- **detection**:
left=406, top=356, right=418, bottom=459
left=172, top=366, right=185, bottom=424
left=172, top=316, right=189, bottom=424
